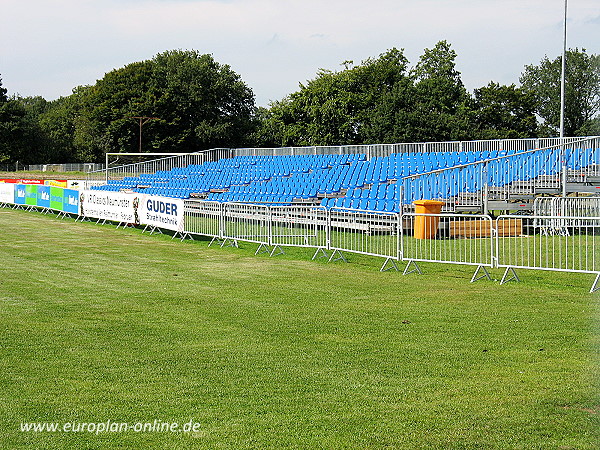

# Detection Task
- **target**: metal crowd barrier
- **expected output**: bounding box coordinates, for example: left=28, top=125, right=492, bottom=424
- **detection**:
left=4, top=194, right=599, bottom=291
left=328, top=207, right=400, bottom=270
left=400, top=213, right=495, bottom=281
left=222, top=203, right=271, bottom=251
left=184, top=200, right=224, bottom=242
left=496, top=215, right=600, bottom=292
left=269, top=205, right=328, bottom=256
left=178, top=201, right=600, bottom=291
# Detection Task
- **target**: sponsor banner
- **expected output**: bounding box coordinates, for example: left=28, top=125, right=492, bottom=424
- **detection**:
left=1, top=179, right=46, bottom=185
left=0, top=179, right=68, bottom=186
left=140, top=196, right=185, bottom=232
left=5, top=184, right=78, bottom=213
left=50, top=187, right=64, bottom=211
left=45, top=180, right=68, bottom=188
left=21, top=179, right=46, bottom=185
left=67, top=180, right=84, bottom=190
left=25, top=185, right=38, bottom=206
left=80, top=190, right=138, bottom=224
left=14, top=185, right=26, bottom=204
left=37, top=185, right=51, bottom=208
left=0, top=183, right=14, bottom=203
left=63, top=189, right=80, bottom=214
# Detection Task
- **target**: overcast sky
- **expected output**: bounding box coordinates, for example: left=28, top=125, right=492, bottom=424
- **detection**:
left=1, top=0, right=599, bottom=107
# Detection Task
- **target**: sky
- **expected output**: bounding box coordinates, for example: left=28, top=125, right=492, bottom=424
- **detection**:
left=1, top=0, right=599, bottom=107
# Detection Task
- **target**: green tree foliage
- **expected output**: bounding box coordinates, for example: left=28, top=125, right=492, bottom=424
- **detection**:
left=37, top=87, right=96, bottom=163
left=38, top=50, right=256, bottom=162
left=410, top=40, right=473, bottom=141
left=0, top=76, right=44, bottom=164
left=253, top=48, right=415, bottom=147
left=472, top=82, right=538, bottom=139
left=253, top=42, right=481, bottom=147
left=520, top=48, right=600, bottom=136
left=0, top=77, right=7, bottom=103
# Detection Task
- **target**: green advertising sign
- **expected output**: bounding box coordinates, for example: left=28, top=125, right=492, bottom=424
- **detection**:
left=50, top=187, right=63, bottom=210
left=25, top=185, right=38, bottom=206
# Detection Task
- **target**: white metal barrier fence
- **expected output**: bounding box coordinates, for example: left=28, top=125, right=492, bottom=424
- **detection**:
left=180, top=202, right=600, bottom=291
left=328, top=208, right=400, bottom=270
left=496, top=215, right=600, bottom=292
left=184, top=200, right=224, bottom=241
left=269, top=206, right=328, bottom=256
left=400, top=213, right=496, bottom=281
left=222, top=203, right=271, bottom=250
left=6, top=195, right=599, bottom=291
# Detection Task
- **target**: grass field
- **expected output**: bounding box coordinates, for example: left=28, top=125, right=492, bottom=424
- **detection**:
left=0, top=208, right=599, bottom=449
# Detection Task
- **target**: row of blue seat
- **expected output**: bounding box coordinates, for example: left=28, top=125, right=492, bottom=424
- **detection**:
left=91, top=148, right=600, bottom=212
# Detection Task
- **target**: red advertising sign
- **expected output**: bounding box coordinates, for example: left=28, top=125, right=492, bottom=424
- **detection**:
left=0, top=179, right=67, bottom=185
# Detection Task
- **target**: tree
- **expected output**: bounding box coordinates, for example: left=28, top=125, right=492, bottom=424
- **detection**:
left=410, top=40, right=473, bottom=141
left=253, top=48, right=415, bottom=147
left=37, top=87, right=97, bottom=163
left=0, top=76, right=44, bottom=164
left=471, top=82, right=538, bottom=139
left=520, top=48, right=600, bottom=136
left=38, top=50, right=257, bottom=162
left=150, top=50, right=256, bottom=151
left=0, top=76, right=7, bottom=103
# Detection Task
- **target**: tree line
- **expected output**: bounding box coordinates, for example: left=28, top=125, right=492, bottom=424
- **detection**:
left=1, top=43, right=598, bottom=164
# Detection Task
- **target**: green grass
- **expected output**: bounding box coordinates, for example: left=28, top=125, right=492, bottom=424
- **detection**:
left=0, top=208, right=599, bottom=449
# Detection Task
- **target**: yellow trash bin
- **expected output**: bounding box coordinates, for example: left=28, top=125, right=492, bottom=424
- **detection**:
left=413, top=200, right=444, bottom=239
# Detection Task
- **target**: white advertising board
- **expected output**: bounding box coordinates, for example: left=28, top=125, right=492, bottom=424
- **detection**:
left=79, top=190, right=138, bottom=224
left=0, top=183, right=14, bottom=204
left=139, top=196, right=185, bottom=232
left=79, top=191, right=184, bottom=231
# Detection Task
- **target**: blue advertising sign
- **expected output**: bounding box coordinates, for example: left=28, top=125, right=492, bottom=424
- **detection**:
left=14, top=184, right=27, bottom=205
left=63, top=189, right=80, bottom=214
left=37, top=185, right=51, bottom=208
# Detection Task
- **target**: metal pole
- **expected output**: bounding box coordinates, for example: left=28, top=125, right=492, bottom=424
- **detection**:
left=128, top=116, right=159, bottom=152
left=138, top=118, right=143, bottom=152
left=560, top=0, right=568, bottom=197
left=559, top=0, right=567, bottom=139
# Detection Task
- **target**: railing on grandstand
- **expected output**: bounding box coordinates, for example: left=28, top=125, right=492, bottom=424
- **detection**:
left=86, top=137, right=595, bottom=183
left=86, top=148, right=232, bottom=184
left=234, top=137, right=589, bottom=159
left=400, top=136, right=600, bottom=213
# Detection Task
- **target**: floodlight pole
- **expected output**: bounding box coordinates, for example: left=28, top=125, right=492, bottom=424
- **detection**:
left=559, top=0, right=567, bottom=140
left=128, top=116, right=160, bottom=152
left=560, top=0, right=567, bottom=197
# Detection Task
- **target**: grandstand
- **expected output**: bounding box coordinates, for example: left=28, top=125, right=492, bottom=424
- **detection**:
left=90, top=138, right=600, bottom=214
